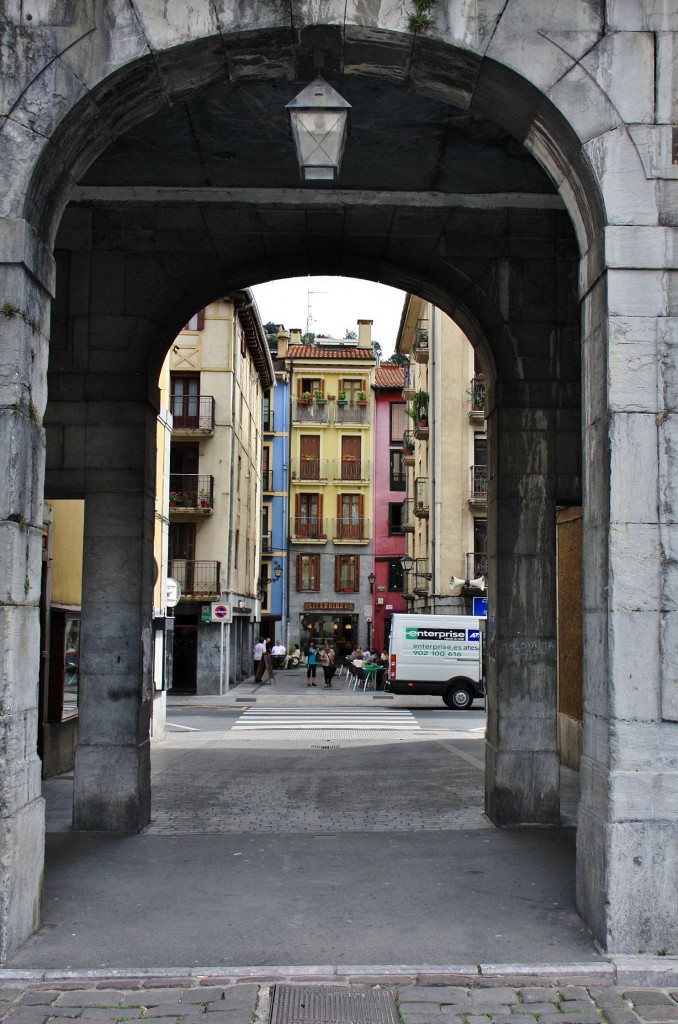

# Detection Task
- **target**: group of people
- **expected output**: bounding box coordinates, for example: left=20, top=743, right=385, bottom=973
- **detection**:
left=251, top=638, right=387, bottom=686
left=305, top=641, right=336, bottom=687
left=252, top=638, right=301, bottom=680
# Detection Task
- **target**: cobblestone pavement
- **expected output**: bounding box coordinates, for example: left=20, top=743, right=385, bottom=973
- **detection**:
left=1, top=978, right=678, bottom=1024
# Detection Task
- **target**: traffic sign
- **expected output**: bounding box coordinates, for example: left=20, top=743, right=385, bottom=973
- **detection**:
left=166, top=578, right=181, bottom=607
left=473, top=596, right=488, bottom=618
left=211, top=603, right=231, bottom=623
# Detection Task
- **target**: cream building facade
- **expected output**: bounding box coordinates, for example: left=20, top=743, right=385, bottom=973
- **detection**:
left=397, top=297, right=486, bottom=613
left=159, top=294, right=274, bottom=694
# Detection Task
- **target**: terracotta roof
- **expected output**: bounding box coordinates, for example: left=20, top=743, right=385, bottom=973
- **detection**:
left=375, top=365, right=406, bottom=389
left=286, top=345, right=375, bottom=360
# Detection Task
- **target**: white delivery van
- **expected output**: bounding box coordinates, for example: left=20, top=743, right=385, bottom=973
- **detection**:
left=386, top=613, right=485, bottom=709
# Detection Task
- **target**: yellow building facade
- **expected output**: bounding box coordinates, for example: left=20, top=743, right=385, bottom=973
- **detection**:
left=283, top=323, right=377, bottom=656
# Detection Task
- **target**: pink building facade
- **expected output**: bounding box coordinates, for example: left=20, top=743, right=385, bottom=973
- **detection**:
left=371, top=367, right=407, bottom=652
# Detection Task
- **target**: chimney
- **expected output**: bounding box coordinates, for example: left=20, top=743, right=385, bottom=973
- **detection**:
left=277, top=328, right=289, bottom=358
left=290, top=328, right=302, bottom=346
left=357, top=319, right=373, bottom=348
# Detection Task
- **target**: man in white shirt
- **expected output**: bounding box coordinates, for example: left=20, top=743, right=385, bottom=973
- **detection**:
left=271, top=640, right=286, bottom=668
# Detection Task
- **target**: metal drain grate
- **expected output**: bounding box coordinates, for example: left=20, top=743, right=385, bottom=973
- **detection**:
left=270, top=986, right=399, bottom=1024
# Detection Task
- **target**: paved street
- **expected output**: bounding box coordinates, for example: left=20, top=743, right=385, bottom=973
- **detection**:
left=2, top=977, right=678, bottom=1024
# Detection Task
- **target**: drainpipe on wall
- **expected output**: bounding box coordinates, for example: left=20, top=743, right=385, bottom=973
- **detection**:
left=430, top=306, right=437, bottom=615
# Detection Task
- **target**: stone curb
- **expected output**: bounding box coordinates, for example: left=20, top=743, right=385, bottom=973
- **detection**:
left=0, top=959, right=676, bottom=989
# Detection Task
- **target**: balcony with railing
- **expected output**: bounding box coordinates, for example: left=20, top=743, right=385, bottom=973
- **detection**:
left=169, top=474, right=214, bottom=513
left=168, top=559, right=220, bottom=599
left=402, top=431, right=415, bottom=466
left=414, top=477, right=429, bottom=518
left=470, top=465, right=488, bottom=504
left=290, top=457, right=329, bottom=483
left=413, top=557, right=432, bottom=596
left=468, top=551, right=488, bottom=578
left=171, top=395, right=215, bottom=435
left=411, top=392, right=429, bottom=440
left=333, top=457, right=370, bottom=483
left=332, top=517, right=370, bottom=543
left=469, top=375, right=486, bottom=420
left=291, top=516, right=327, bottom=542
left=261, top=531, right=273, bottom=554
left=401, top=497, right=416, bottom=533
left=292, top=399, right=330, bottom=425
left=414, top=320, right=429, bottom=363
left=262, top=468, right=274, bottom=492
left=334, top=400, right=370, bottom=425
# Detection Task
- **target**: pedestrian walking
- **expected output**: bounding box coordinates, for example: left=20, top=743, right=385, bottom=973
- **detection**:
left=319, top=641, right=336, bottom=687
left=306, top=642, right=318, bottom=685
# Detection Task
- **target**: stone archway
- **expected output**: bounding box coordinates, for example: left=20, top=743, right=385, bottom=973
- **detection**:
left=1, top=4, right=676, bottom=960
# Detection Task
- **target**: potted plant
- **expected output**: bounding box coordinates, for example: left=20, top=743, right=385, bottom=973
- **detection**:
left=169, top=491, right=181, bottom=508
left=337, top=390, right=348, bottom=406
left=356, top=389, right=367, bottom=405
left=314, top=388, right=327, bottom=404
left=299, top=391, right=312, bottom=404
left=412, top=390, right=429, bottom=424
left=199, top=489, right=211, bottom=508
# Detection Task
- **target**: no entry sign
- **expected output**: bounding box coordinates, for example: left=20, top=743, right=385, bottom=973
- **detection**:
left=211, top=603, right=231, bottom=623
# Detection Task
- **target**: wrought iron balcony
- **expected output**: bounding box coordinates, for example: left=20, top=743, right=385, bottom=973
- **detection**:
left=168, top=560, right=220, bottom=599
left=262, top=469, right=274, bottom=492
left=470, top=465, right=488, bottom=502
left=333, top=457, right=370, bottom=483
left=469, top=375, right=486, bottom=418
left=332, top=517, right=370, bottom=542
left=334, top=401, right=371, bottom=425
left=401, top=497, right=416, bottom=533
left=468, top=551, right=488, bottom=577
left=414, top=557, right=432, bottom=595
left=402, top=431, right=415, bottom=465
left=169, top=474, right=214, bottom=512
left=261, top=531, right=273, bottom=553
left=290, top=457, right=329, bottom=482
left=292, top=400, right=330, bottom=424
left=414, top=320, right=429, bottom=363
left=414, top=477, right=429, bottom=518
left=291, top=517, right=327, bottom=541
left=170, top=394, right=215, bottom=434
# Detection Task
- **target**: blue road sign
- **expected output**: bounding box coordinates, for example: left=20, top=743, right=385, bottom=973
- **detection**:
left=473, top=596, right=488, bottom=618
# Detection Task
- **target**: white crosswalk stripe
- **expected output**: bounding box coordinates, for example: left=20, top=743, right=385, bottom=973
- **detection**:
left=232, top=707, right=421, bottom=731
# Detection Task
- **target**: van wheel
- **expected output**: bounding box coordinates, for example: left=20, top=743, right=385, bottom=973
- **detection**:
left=443, top=686, right=473, bottom=710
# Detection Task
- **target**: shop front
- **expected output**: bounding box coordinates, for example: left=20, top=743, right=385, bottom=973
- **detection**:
left=300, top=602, right=358, bottom=659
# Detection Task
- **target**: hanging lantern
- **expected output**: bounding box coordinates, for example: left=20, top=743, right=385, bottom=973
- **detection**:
left=286, top=75, right=351, bottom=182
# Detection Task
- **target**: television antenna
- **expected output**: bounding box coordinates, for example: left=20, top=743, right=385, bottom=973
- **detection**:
left=306, top=289, right=327, bottom=338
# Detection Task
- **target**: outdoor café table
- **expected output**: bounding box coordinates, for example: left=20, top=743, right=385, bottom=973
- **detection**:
left=362, top=663, right=384, bottom=690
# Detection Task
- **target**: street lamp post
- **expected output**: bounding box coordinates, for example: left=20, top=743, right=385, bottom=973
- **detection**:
left=258, top=561, right=283, bottom=603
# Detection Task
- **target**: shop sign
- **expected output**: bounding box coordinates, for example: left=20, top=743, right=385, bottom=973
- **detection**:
left=303, top=601, right=354, bottom=611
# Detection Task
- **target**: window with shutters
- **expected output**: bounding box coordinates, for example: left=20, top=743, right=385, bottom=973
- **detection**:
left=184, top=309, right=205, bottom=331
left=340, top=435, right=361, bottom=480
left=390, top=402, right=407, bottom=442
left=300, top=434, right=320, bottom=479
left=335, top=555, right=359, bottom=592
left=337, top=493, right=364, bottom=540
left=295, top=493, right=324, bottom=539
left=296, top=554, right=320, bottom=591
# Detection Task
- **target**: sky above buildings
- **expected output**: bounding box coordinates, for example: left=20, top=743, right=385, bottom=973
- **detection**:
left=251, top=276, right=406, bottom=357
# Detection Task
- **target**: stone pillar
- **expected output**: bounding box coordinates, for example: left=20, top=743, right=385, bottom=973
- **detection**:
left=577, top=259, right=678, bottom=952
left=485, top=398, right=560, bottom=824
left=0, top=221, right=53, bottom=957
left=72, top=403, right=157, bottom=831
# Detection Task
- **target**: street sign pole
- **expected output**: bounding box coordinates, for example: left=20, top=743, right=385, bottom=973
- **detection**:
left=219, top=620, right=225, bottom=696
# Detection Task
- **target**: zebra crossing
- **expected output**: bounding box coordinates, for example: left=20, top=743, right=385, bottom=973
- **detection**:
left=232, top=706, right=421, bottom=731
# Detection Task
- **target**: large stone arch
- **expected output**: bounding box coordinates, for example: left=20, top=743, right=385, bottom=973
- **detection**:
left=1, top=2, right=676, bottom=960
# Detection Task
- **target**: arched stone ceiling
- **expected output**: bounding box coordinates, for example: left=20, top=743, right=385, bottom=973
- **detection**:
left=81, top=77, right=556, bottom=195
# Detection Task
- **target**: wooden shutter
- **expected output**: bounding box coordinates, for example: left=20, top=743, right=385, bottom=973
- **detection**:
left=313, top=554, right=320, bottom=591
left=334, top=555, right=341, bottom=591
left=296, top=555, right=302, bottom=591
left=353, top=555, right=360, bottom=591
left=197, top=309, right=205, bottom=331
